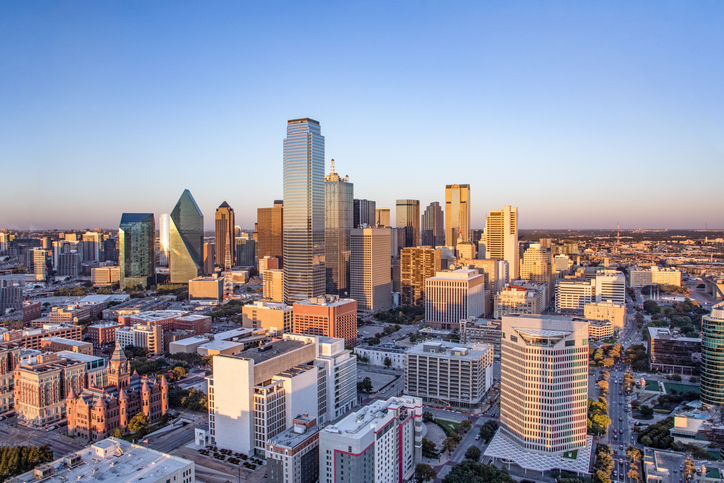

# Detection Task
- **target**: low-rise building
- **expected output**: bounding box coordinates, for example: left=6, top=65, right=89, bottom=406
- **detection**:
left=7, top=437, right=194, bottom=483
left=57, top=351, right=108, bottom=389
left=629, top=266, right=682, bottom=287
left=265, top=415, right=319, bottom=483
left=126, top=310, right=187, bottom=331
left=102, top=297, right=169, bottom=320
left=242, top=300, right=293, bottom=335
left=494, top=284, right=543, bottom=319
left=0, top=342, right=21, bottom=413
left=197, top=340, right=245, bottom=356
left=22, top=301, right=41, bottom=323
left=319, top=396, right=422, bottom=483
left=48, top=305, right=92, bottom=323
left=584, top=301, right=626, bottom=329
left=174, top=314, right=212, bottom=336
left=87, top=321, right=122, bottom=348
left=588, top=320, right=614, bottom=340
left=40, top=337, right=93, bottom=355
left=169, top=335, right=210, bottom=354
left=189, top=275, right=224, bottom=301
left=353, top=343, right=409, bottom=369
left=648, top=327, right=702, bottom=375
left=459, top=317, right=501, bottom=355
left=293, top=296, right=357, bottom=347
left=91, top=266, right=121, bottom=286
left=2, top=324, right=82, bottom=350
left=115, top=325, right=164, bottom=355
left=404, top=340, right=494, bottom=409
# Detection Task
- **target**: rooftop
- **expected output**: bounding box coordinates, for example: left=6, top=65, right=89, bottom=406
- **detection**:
left=268, top=420, right=319, bottom=449
left=408, top=340, right=492, bottom=359
left=232, top=339, right=307, bottom=364
left=170, top=335, right=210, bottom=346
left=323, top=396, right=419, bottom=439
left=43, top=337, right=88, bottom=346
left=130, top=310, right=187, bottom=321
left=648, top=326, right=701, bottom=343
left=57, top=351, right=105, bottom=364
left=199, top=340, right=244, bottom=352
left=7, top=437, right=192, bottom=483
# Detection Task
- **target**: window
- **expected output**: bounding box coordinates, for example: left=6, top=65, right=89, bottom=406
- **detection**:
left=565, top=340, right=575, bottom=347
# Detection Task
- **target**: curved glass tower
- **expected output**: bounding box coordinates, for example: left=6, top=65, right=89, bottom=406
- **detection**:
left=283, top=118, right=325, bottom=303
left=170, top=189, right=203, bottom=284
left=119, top=213, right=155, bottom=289
left=702, top=303, right=724, bottom=407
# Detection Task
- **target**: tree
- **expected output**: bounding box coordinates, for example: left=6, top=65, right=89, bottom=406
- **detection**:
left=628, top=467, right=640, bottom=481
left=683, top=459, right=696, bottom=479
left=423, top=411, right=434, bottom=423
left=172, top=366, right=188, bottom=379
left=639, top=405, right=653, bottom=418
left=409, top=333, right=417, bottom=343
left=0, top=445, right=54, bottom=480
left=368, top=337, right=381, bottom=346
left=421, top=438, right=436, bottom=455
left=97, top=287, right=113, bottom=294
left=414, top=463, right=437, bottom=483
left=640, top=435, right=653, bottom=446
left=603, top=358, right=614, bottom=368
left=478, top=420, right=498, bottom=443
left=383, top=356, right=392, bottom=368
left=465, top=446, right=481, bottom=461
left=111, top=428, right=124, bottom=438
left=441, top=460, right=515, bottom=483
left=626, top=446, right=642, bottom=463
left=643, top=300, right=660, bottom=314
left=593, top=349, right=604, bottom=363
left=597, top=380, right=609, bottom=394
left=442, top=437, right=457, bottom=454
left=357, top=377, right=373, bottom=393
left=128, top=412, right=150, bottom=434
left=459, top=419, right=472, bottom=433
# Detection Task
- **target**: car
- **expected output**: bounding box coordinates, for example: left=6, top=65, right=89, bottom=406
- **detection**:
left=624, top=408, right=629, bottom=412
left=475, top=435, right=480, bottom=440
left=619, top=391, right=622, bottom=395
left=613, top=429, right=617, bottom=434
left=619, top=417, right=623, bottom=421
left=619, top=401, right=623, bottom=405
left=46, top=425, right=56, bottom=432
left=620, top=445, right=624, bottom=450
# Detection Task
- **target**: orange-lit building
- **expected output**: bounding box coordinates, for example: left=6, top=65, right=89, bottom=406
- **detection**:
left=292, top=295, right=357, bottom=347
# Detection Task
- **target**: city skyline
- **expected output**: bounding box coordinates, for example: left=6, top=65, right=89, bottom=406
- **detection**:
left=1, top=3, right=723, bottom=231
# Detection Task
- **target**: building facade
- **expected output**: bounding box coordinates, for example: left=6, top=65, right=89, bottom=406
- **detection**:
left=353, top=199, right=376, bottom=229
left=480, top=206, right=519, bottom=280
left=263, top=269, right=285, bottom=302
left=257, top=201, right=284, bottom=266
left=424, top=269, right=486, bottom=330
left=494, top=284, right=543, bottom=319
left=292, top=296, right=357, bottom=347
left=421, top=201, right=444, bottom=248
left=350, top=227, right=392, bottom=312
left=584, top=302, right=626, bottom=329
left=702, top=303, right=724, bottom=407
left=242, top=300, right=293, bottom=334
left=215, top=201, right=236, bottom=269
left=119, top=213, right=155, bottom=290
left=324, top=161, right=353, bottom=295
left=445, top=184, right=470, bottom=249
left=170, top=189, right=204, bottom=284
left=396, top=199, right=420, bottom=249
left=400, top=246, right=442, bottom=306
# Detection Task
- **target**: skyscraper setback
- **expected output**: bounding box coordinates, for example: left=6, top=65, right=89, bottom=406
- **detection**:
left=396, top=199, right=420, bottom=249
left=445, top=184, right=470, bottom=248
left=256, top=201, right=283, bottom=266
left=324, top=160, right=353, bottom=295
left=169, top=189, right=204, bottom=284
left=215, top=201, right=235, bottom=269
left=421, top=201, right=444, bottom=247
left=283, top=118, right=325, bottom=303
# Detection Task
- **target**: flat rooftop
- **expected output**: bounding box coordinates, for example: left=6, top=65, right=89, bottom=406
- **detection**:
left=176, top=314, right=210, bottom=321
left=199, top=340, right=244, bottom=351
left=269, top=421, right=319, bottom=449
left=57, top=351, right=104, bottom=363
left=324, top=396, right=418, bottom=439
left=170, top=335, right=209, bottom=346
left=43, top=337, right=88, bottom=346
left=232, top=339, right=306, bottom=364
left=130, top=310, right=187, bottom=321
left=7, top=438, right=192, bottom=483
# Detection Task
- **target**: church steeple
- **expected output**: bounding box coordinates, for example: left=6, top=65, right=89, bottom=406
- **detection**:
left=108, top=341, right=130, bottom=389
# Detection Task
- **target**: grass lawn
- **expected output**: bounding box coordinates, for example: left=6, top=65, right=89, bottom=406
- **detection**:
left=662, top=382, right=700, bottom=395
left=435, top=419, right=461, bottom=437
left=645, top=380, right=660, bottom=391
left=562, top=449, right=579, bottom=459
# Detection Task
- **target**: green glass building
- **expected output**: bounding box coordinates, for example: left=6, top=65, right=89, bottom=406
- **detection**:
left=170, top=189, right=204, bottom=284
left=702, top=303, right=724, bottom=407
left=119, top=213, right=155, bottom=289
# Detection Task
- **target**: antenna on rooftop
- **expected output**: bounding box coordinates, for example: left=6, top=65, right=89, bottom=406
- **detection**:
left=330, top=159, right=335, bottom=175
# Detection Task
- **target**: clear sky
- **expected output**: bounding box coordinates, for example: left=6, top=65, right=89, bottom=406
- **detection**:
left=1, top=1, right=723, bottom=231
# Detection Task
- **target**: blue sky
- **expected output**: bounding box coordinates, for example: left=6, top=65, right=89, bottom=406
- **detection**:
left=1, top=1, right=723, bottom=231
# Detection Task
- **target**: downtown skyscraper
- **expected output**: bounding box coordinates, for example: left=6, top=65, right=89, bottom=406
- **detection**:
left=396, top=199, right=420, bottom=249
left=325, top=159, right=353, bottom=295
left=421, top=201, right=444, bottom=247
left=169, top=189, right=204, bottom=284
left=215, top=201, right=235, bottom=269
left=445, top=184, right=470, bottom=248
left=119, top=213, right=155, bottom=289
left=480, top=206, right=519, bottom=280
left=283, top=118, right=325, bottom=303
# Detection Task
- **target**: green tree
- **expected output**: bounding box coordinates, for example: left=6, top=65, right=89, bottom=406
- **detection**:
left=128, top=412, right=150, bottom=434
left=368, top=337, right=381, bottom=346
left=414, top=463, right=437, bottom=483
left=357, top=377, right=373, bottom=393
left=465, top=446, right=481, bottom=461
left=422, top=411, right=434, bottom=423
left=421, top=438, right=436, bottom=456
left=172, top=366, right=188, bottom=379
left=409, top=333, right=417, bottom=343
left=478, top=420, right=498, bottom=443
left=111, top=428, right=124, bottom=438
left=383, top=356, right=392, bottom=368
left=442, top=437, right=457, bottom=454
left=640, top=435, right=653, bottom=446
left=97, top=287, right=113, bottom=295
left=441, top=460, right=515, bottom=483
left=459, top=419, right=472, bottom=433
left=639, top=405, right=653, bottom=418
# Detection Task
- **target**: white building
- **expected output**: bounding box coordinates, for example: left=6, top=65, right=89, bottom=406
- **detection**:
left=319, top=396, right=422, bottom=483
left=629, top=266, right=682, bottom=287
left=494, top=284, right=543, bottom=319
left=425, top=269, right=486, bottom=330
left=555, top=280, right=595, bottom=313
left=7, top=437, right=195, bottom=483
left=595, top=270, right=626, bottom=305
left=404, top=340, right=494, bottom=409
left=354, top=343, right=410, bottom=369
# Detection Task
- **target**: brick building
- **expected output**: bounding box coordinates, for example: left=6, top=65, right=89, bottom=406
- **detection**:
left=174, top=315, right=212, bottom=336
left=87, top=322, right=122, bottom=349
left=0, top=343, right=21, bottom=413
left=2, top=324, right=82, bottom=350
left=292, top=296, right=357, bottom=347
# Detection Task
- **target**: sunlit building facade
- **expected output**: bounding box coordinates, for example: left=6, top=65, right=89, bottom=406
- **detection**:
left=119, top=213, right=155, bottom=290
left=170, top=189, right=203, bottom=284
left=421, top=202, right=444, bottom=248
left=257, top=201, right=284, bottom=266
left=324, top=160, right=353, bottom=295
left=480, top=206, right=519, bottom=279
left=396, top=199, right=420, bottom=249
left=215, top=201, right=236, bottom=269
left=445, top=184, right=470, bottom=248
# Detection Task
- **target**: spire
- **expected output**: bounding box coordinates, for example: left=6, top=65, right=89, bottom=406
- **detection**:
left=94, top=395, right=107, bottom=408
left=110, top=341, right=127, bottom=364
left=160, top=375, right=168, bottom=387
left=67, top=387, right=77, bottom=400
left=330, top=158, right=335, bottom=175
left=118, top=389, right=128, bottom=401
left=141, top=380, right=150, bottom=393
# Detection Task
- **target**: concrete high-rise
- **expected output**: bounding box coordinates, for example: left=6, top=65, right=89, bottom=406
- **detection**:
left=445, top=184, right=470, bottom=248
left=257, top=201, right=284, bottom=266
left=421, top=202, right=444, bottom=247
left=215, top=201, right=236, bottom=269
left=169, top=189, right=203, bottom=284
left=375, top=207, right=390, bottom=227
left=485, top=314, right=590, bottom=471
left=119, top=213, right=155, bottom=290
left=353, top=199, right=376, bottom=228
left=350, top=227, right=391, bottom=312
left=283, top=118, right=325, bottom=303
left=480, top=206, right=519, bottom=280
left=520, top=243, right=551, bottom=284
left=82, top=231, right=101, bottom=263
left=400, top=246, right=441, bottom=306
left=701, top=303, right=724, bottom=407
left=396, top=199, right=420, bottom=249
left=424, top=269, right=486, bottom=330
left=324, top=160, right=353, bottom=295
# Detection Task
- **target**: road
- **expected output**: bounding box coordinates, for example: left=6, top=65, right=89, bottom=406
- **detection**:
left=0, top=417, right=85, bottom=459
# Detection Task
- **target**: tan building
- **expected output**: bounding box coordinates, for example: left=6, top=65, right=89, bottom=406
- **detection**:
left=14, top=353, right=86, bottom=427
left=293, top=295, right=357, bottom=347
left=494, top=284, right=543, bottom=319
left=2, top=324, right=83, bottom=350
left=400, top=246, right=441, bottom=306
left=189, top=275, right=224, bottom=301
left=242, top=300, right=293, bottom=334
left=91, top=266, right=120, bottom=286
left=375, top=207, right=390, bottom=227
left=445, top=184, right=471, bottom=248
left=257, top=201, right=284, bottom=267
left=115, top=325, right=164, bottom=355
left=263, top=269, right=284, bottom=302
left=629, top=266, right=682, bottom=287
left=0, top=343, right=21, bottom=413
left=457, top=258, right=501, bottom=292
left=40, top=337, right=93, bottom=355
left=350, top=227, right=392, bottom=312
left=589, top=320, right=614, bottom=340
left=425, top=269, right=486, bottom=330
left=520, top=243, right=551, bottom=284
left=456, top=241, right=476, bottom=260
left=259, top=255, right=280, bottom=273
left=459, top=318, right=501, bottom=355
left=480, top=206, right=519, bottom=279
left=584, top=302, right=626, bottom=329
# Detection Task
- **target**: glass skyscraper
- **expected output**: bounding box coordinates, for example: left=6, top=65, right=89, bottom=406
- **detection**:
left=119, top=213, right=155, bottom=289
left=421, top=201, right=444, bottom=247
left=169, top=189, right=204, bottom=284
left=215, top=201, right=236, bottom=269
left=325, top=159, right=353, bottom=295
left=283, top=118, right=325, bottom=303
left=396, top=199, right=420, bottom=249
left=702, top=303, right=724, bottom=407
left=445, top=184, right=470, bottom=248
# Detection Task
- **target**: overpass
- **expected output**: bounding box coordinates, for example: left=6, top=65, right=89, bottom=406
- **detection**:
left=703, top=275, right=724, bottom=302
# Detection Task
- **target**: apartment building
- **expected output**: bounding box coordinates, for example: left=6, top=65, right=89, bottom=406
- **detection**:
left=425, top=269, right=486, bottom=330
left=242, top=300, right=293, bottom=334
left=115, top=325, right=164, bottom=355
left=265, top=415, right=319, bottom=483
left=400, top=246, right=442, bottom=306
left=459, top=318, right=501, bottom=355
left=584, top=301, right=626, bottom=329
left=629, top=266, right=682, bottom=288
left=263, top=269, right=285, bottom=302
left=404, top=341, right=494, bottom=409
left=1, top=324, right=82, bottom=350
left=293, top=296, right=357, bottom=347
left=494, top=284, right=543, bottom=319
left=87, top=322, right=122, bottom=348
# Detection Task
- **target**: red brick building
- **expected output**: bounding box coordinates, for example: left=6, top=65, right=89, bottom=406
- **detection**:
left=173, top=315, right=211, bottom=336
left=22, top=302, right=42, bottom=324
left=292, top=295, right=358, bottom=347
left=87, top=322, right=122, bottom=349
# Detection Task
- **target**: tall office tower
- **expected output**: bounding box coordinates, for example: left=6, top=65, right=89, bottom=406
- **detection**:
left=400, top=247, right=442, bottom=306
left=159, top=213, right=170, bottom=266
left=215, top=201, right=236, bottom=269
left=350, top=227, right=392, bottom=312
left=58, top=252, right=81, bottom=278
left=424, top=269, right=486, bottom=330
left=375, top=207, right=390, bottom=227
left=353, top=199, right=376, bottom=228
left=235, top=237, right=256, bottom=267
left=169, top=189, right=203, bottom=284
left=30, top=248, right=46, bottom=281
left=702, top=303, right=724, bottom=407
left=203, top=243, right=215, bottom=275
left=445, top=184, right=470, bottom=248
left=520, top=243, right=551, bottom=284
left=103, top=237, right=118, bottom=263
left=486, top=315, right=590, bottom=470
left=421, top=202, right=444, bottom=247
left=82, top=232, right=101, bottom=262
left=396, top=199, right=420, bottom=248
left=257, top=201, right=284, bottom=266
left=324, top=160, right=353, bottom=295
left=0, top=233, right=7, bottom=252
left=319, top=396, right=423, bottom=483
left=293, top=295, right=358, bottom=347
left=119, top=213, right=155, bottom=290
left=208, top=334, right=356, bottom=454
left=283, top=118, right=326, bottom=303
left=480, top=206, right=519, bottom=279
